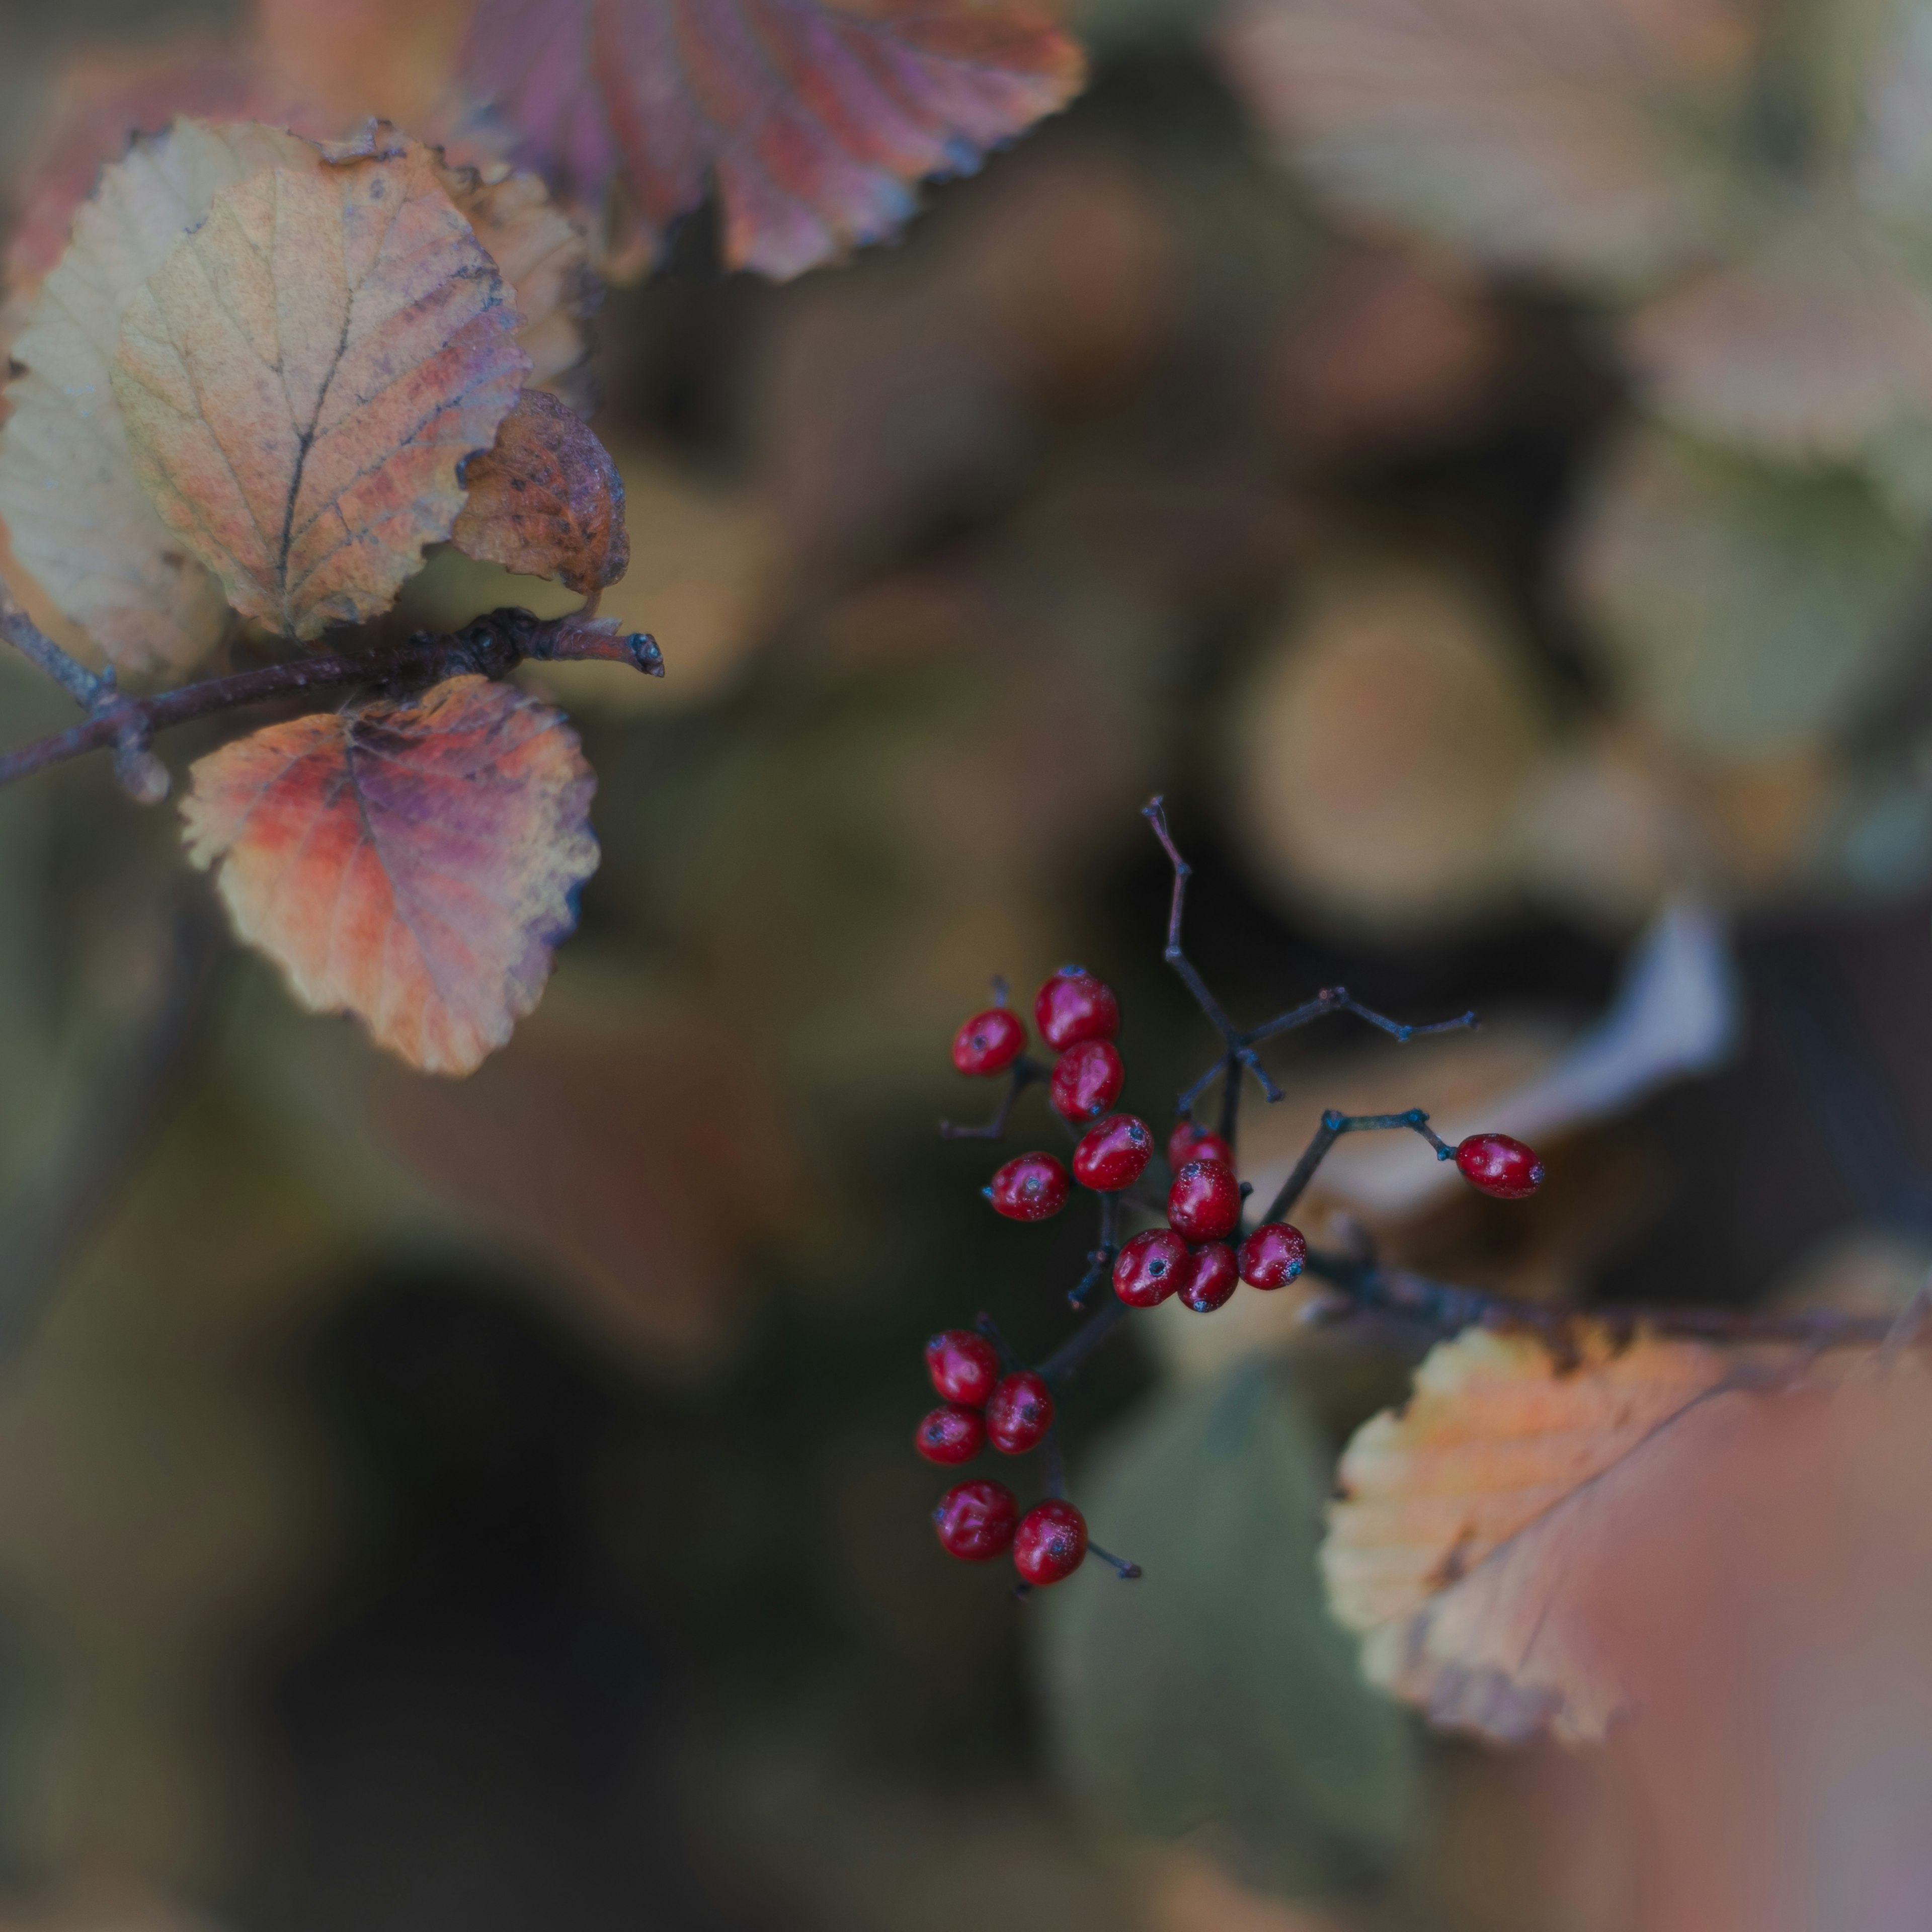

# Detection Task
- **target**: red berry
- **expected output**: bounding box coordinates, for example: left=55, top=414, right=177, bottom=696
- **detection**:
left=985, top=1371, right=1055, bottom=1454
left=1072, top=1113, right=1154, bottom=1192
left=1113, top=1227, right=1187, bottom=1307
left=987, top=1152, right=1071, bottom=1222
left=1034, top=967, right=1120, bottom=1052
left=1167, top=1120, right=1233, bottom=1172
left=915, top=1404, right=985, bottom=1464
left=1456, top=1133, right=1546, bottom=1200
left=1238, top=1221, right=1307, bottom=1289
left=933, top=1480, right=1019, bottom=1561
left=925, top=1329, right=1000, bottom=1407
left=1168, top=1158, right=1241, bottom=1243
left=1178, top=1242, right=1239, bottom=1312
left=1051, top=1040, right=1124, bottom=1122
left=1013, top=1499, right=1088, bottom=1584
left=952, top=1007, right=1025, bottom=1076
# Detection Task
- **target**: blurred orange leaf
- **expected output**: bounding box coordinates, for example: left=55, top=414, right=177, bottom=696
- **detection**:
left=453, top=389, right=629, bottom=592
left=112, top=141, right=530, bottom=639
left=1219, top=0, right=1755, bottom=288
left=458, top=0, right=1087, bottom=279
left=0, top=120, right=316, bottom=670
left=1321, top=1323, right=1736, bottom=1743
left=181, top=674, right=597, bottom=1075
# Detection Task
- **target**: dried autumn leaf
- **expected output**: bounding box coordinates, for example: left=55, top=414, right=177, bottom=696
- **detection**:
left=1321, top=1324, right=1740, bottom=1743
left=452, top=389, right=629, bottom=592
left=180, top=674, right=597, bottom=1076
left=458, top=0, right=1087, bottom=280
left=1218, top=0, right=1756, bottom=288
left=112, top=143, right=531, bottom=640
left=0, top=120, right=317, bottom=670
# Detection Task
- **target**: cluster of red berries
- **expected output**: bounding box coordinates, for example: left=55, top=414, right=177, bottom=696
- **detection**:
left=926, top=957, right=1547, bottom=1585
left=918, top=1328, right=1089, bottom=1584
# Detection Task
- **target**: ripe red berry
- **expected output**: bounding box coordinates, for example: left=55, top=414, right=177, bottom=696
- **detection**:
left=1168, top=1158, right=1241, bottom=1243
left=1072, top=1114, right=1154, bottom=1191
left=916, top=1404, right=986, bottom=1464
left=1456, top=1133, right=1546, bottom=1200
left=1167, top=1120, right=1233, bottom=1172
left=1034, top=967, right=1120, bottom=1052
left=933, top=1480, right=1019, bottom=1561
left=1238, top=1221, right=1307, bottom=1289
left=1178, top=1241, right=1239, bottom=1313
left=925, top=1329, right=1000, bottom=1408
left=1013, top=1499, right=1088, bottom=1584
left=1113, top=1227, right=1187, bottom=1307
left=987, top=1152, right=1071, bottom=1222
left=1051, top=1040, right=1123, bottom=1122
left=985, top=1371, right=1055, bottom=1454
left=951, top=1006, right=1025, bottom=1076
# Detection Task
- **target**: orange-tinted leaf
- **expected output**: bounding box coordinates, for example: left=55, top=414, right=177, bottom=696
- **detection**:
left=1218, top=0, right=1756, bottom=287
left=180, top=674, right=597, bottom=1075
left=112, top=142, right=530, bottom=640
left=1321, top=1324, right=1736, bottom=1743
left=458, top=0, right=1087, bottom=280
left=452, top=389, right=629, bottom=592
left=0, top=120, right=321, bottom=671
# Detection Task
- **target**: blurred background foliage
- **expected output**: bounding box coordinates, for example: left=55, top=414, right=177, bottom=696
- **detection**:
left=7, top=0, right=1932, bottom=1925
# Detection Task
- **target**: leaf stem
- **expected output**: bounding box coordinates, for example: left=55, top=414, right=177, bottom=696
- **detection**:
left=0, top=606, right=663, bottom=796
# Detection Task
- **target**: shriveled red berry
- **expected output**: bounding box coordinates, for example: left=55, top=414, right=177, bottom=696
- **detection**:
left=933, top=1480, right=1019, bottom=1561
left=1013, top=1499, right=1087, bottom=1584
left=1072, top=1114, right=1154, bottom=1192
left=1034, top=967, right=1120, bottom=1052
left=1456, top=1133, right=1546, bottom=1200
left=985, top=1371, right=1055, bottom=1454
left=1113, top=1227, right=1187, bottom=1307
left=916, top=1404, right=985, bottom=1464
left=1051, top=1040, right=1123, bottom=1122
left=987, top=1152, right=1071, bottom=1222
left=1178, top=1242, right=1239, bottom=1313
left=925, top=1329, right=1000, bottom=1407
left=951, top=1006, right=1025, bottom=1076
left=1238, top=1221, right=1307, bottom=1289
left=1168, top=1158, right=1241, bottom=1243
left=1167, top=1120, right=1233, bottom=1172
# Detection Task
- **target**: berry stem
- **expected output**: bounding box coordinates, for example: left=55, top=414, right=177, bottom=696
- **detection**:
left=1142, top=797, right=1476, bottom=1148
left=940, top=1055, right=1049, bottom=1139
left=1088, top=1542, right=1143, bottom=1580
left=974, top=1311, right=1021, bottom=1372
left=1035, top=1298, right=1130, bottom=1386
left=1068, top=1192, right=1121, bottom=1309
left=1257, top=1107, right=1448, bottom=1229
left=1043, top=1430, right=1067, bottom=1499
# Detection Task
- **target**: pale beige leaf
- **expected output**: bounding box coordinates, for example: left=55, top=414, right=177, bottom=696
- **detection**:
left=1626, top=214, right=1932, bottom=460
left=1322, top=1325, right=1736, bottom=1743
left=0, top=120, right=316, bottom=671
left=113, top=143, right=531, bottom=639
left=1218, top=0, right=1756, bottom=288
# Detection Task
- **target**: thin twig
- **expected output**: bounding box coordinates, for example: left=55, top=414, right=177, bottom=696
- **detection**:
left=940, top=1056, right=1049, bottom=1139
left=0, top=585, right=109, bottom=709
left=0, top=606, right=664, bottom=794
left=1036, top=1298, right=1130, bottom=1385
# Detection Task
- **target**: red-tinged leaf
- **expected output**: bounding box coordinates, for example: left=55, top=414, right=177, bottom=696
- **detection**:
left=180, top=674, right=597, bottom=1076
left=458, top=0, right=1087, bottom=280
left=1217, top=0, right=1757, bottom=288
left=452, top=388, right=630, bottom=592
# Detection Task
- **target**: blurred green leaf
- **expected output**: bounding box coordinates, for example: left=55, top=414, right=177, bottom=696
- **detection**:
left=1566, top=424, right=1922, bottom=755
left=1037, top=1357, right=1416, bottom=1897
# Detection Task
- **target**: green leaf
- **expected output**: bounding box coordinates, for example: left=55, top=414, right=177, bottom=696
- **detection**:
left=1036, top=1358, right=1417, bottom=1897
left=1565, top=425, right=1922, bottom=755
